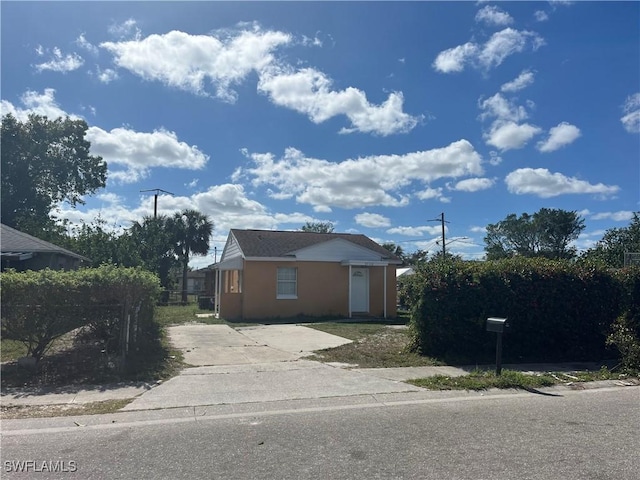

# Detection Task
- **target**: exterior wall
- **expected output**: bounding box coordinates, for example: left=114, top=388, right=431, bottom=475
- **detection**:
left=240, top=261, right=349, bottom=319
left=1, top=253, right=83, bottom=272
left=219, top=290, right=242, bottom=319
left=221, top=261, right=398, bottom=320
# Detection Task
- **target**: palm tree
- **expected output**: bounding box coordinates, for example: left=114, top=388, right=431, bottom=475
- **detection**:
left=169, top=209, right=213, bottom=304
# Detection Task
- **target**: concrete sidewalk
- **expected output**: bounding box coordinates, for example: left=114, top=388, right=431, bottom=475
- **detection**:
left=1, top=362, right=619, bottom=408
left=1, top=382, right=153, bottom=407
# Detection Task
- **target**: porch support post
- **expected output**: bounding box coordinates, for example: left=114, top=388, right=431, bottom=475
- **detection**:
left=383, top=265, right=387, bottom=319
left=215, top=269, right=221, bottom=316
left=348, top=264, right=352, bottom=318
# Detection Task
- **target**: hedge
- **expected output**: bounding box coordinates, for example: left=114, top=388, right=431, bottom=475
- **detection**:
left=404, top=258, right=638, bottom=364
left=0, top=265, right=161, bottom=363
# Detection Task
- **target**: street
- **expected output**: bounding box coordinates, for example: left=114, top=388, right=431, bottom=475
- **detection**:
left=2, top=387, right=638, bottom=479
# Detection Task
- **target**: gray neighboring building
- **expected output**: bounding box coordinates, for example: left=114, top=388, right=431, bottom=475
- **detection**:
left=0, top=223, right=89, bottom=271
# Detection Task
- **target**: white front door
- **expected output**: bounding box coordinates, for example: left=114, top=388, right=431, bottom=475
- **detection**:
left=350, top=268, right=369, bottom=313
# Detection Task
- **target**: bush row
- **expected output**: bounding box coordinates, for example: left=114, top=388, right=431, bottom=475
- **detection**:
left=0, top=265, right=161, bottom=362
left=402, top=258, right=639, bottom=365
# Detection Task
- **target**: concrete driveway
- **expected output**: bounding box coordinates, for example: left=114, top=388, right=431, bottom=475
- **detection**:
left=168, top=323, right=353, bottom=366
left=121, top=323, right=421, bottom=411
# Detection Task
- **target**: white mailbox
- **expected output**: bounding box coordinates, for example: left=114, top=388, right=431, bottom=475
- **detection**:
left=486, top=317, right=507, bottom=333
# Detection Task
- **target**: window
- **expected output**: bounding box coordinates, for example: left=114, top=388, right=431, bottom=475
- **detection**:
left=277, top=267, right=297, bottom=299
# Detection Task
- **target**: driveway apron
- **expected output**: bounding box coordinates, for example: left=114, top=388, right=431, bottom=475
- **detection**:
left=122, top=323, right=420, bottom=410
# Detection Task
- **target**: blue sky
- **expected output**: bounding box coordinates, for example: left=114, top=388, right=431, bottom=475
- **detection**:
left=2, top=1, right=638, bottom=267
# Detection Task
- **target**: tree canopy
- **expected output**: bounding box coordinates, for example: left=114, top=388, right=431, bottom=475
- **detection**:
left=484, top=208, right=585, bottom=260
left=129, top=215, right=180, bottom=288
left=169, top=210, right=214, bottom=303
left=300, top=221, right=334, bottom=233
left=581, top=213, right=640, bottom=267
left=1, top=114, right=107, bottom=234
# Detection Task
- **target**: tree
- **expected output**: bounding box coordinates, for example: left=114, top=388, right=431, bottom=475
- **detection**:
left=1, top=114, right=107, bottom=233
left=65, top=217, right=139, bottom=268
left=405, top=249, right=428, bottom=265
left=301, top=221, right=334, bottom=233
left=168, top=210, right=213, bottom=303
left=382, top=242, right=404, bottom=260
left=536, top=208, right=585, bottom=260
left=581, top=214, right=640, bottom=267
left=484, top=209, right=585, bottom=260
left=129, top=215, right=179, bottom=288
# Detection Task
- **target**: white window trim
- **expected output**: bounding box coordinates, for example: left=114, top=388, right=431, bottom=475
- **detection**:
left=276, top=267, right=297, bottom=300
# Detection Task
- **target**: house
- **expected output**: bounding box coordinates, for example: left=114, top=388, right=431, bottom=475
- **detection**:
left=175, top=267, right=208, bottom=295
left=214, top=229, right=402, bottom=320
left=0, top=223, right=90, bottom=271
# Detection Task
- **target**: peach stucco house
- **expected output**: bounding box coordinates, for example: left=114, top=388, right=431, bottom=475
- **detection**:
left=214, top=229, right=402, bottom=321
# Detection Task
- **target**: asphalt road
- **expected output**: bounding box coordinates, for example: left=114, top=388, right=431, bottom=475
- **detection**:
left=2, top=387, right=638, bottom=480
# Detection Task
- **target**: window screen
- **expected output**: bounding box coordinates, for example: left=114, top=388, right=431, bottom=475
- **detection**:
left=277, top=267, right=297, bottom=298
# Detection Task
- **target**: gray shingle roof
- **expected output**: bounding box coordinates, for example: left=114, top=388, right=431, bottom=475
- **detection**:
left=1, top=223, right=89, bottom=261
left=230, top=229, right=400, bottom=261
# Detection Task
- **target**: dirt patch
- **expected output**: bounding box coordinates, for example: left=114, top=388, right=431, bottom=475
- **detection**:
left=308, top=326, right=440, bottom=368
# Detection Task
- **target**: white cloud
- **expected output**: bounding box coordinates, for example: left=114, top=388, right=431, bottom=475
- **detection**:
left=76, top=34, right=99, bottom=56
left=0, top=88, right=77, bottom=120
left=590, top=211, right=635, bottom=222
left=100, top=25, right=417, bottom=135
left=355, top=212, right=391, bottom=228
left=470, top=225, right=487, bottom=234
left=475, top=5, right=514, bottom=27
left=485, top=121, right=542, bottom=151
left=488, top=151, right=503, bottom=166
left=96, top=67, right=119, bottom=84
left=86, top=127, right=209, bottom=184
left=534, top=10, right=549, bottom=22
left=34, top=47, right=84, bottom=73
left=434, top=28, right=544, bottom=73
left=108, top=19, right=141, bottom=40
left=257, top=67, right=420, bottom=135
left=479, top=93, right=529, bottom=123
left=432, top=43, right=478, bottom=73
left=415, top=187, right=448, bottom=202
left=386, top=225, right=441, bottom=236
left=235, top=140, right=483, bottom=210
left=452, top=177, right=495, bottom=192
left=101, top=27, right=292, bottom=102
left=505, top=168, right=619, bottom=198
left=621, top=93, right=640, bottom=134
left=537, top=122, right=581, bottom=152
left=501, top=70, right=535, bottom=92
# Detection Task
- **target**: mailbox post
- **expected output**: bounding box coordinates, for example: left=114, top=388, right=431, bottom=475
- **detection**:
left=486, top=317, right=507, bottom=375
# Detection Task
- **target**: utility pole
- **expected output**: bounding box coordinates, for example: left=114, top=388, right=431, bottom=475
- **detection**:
left=440, top=212, right=446, bottom=258
left=429, top=212, right=449, bottom=258
left=140, top=189, right=174, bottom=218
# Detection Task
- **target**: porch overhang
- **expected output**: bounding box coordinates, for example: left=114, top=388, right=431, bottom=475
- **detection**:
left=215, top=256, right=244, bottom=271
left=340, top=259, right=391, bottom=267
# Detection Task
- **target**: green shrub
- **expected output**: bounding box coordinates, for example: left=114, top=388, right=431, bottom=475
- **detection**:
left=606, top=267, right=640, bottom=371
left=407, top=258, right=634, bottom=364
left=0, top=266, right=161, bottom=363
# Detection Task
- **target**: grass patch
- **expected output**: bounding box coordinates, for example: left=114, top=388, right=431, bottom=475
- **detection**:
left=306, top=322, right=442, bottom=368
left=0, top=399, right=132, bottom=420
left=409, top=370, right=557, bottom=391
left=154, top=304, right=222, bottom=328
left=407, top=367, right=639, bottom=391
left=307, top=322, right=392, bottom=341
